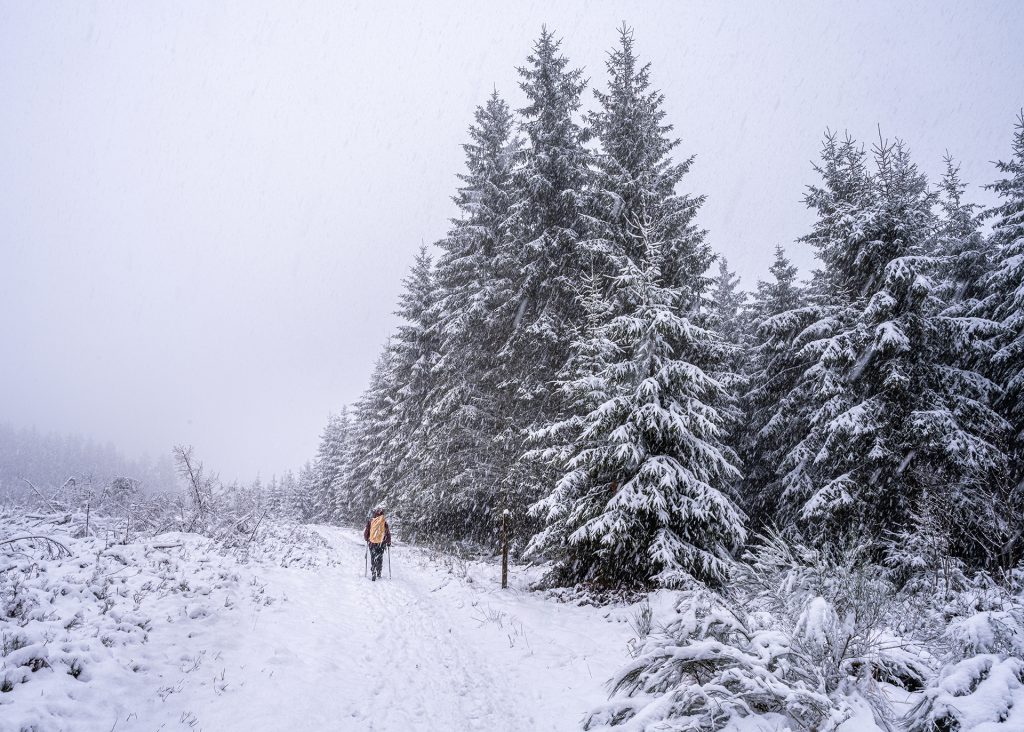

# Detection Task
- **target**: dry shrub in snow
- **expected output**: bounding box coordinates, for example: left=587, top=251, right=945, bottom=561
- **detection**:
left=0, top=513, right=248, bottom=729
left=2, top=445, right=310, bottom=559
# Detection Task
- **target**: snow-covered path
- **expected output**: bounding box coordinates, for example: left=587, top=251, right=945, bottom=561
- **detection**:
left=124, top=526, right=634, bottom=731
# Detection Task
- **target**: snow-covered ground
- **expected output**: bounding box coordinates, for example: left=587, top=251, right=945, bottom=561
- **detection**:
left=5, top=519, right=1023, bottom=732
left=2, top=523, right=639, bottom=731
left=145, top=526, right=639, bottom=731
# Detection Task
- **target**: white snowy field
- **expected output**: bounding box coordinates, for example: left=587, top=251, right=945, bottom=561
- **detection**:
left=1, top=522, right=640, bottom=732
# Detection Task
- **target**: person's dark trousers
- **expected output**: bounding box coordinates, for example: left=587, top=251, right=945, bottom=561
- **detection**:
left=369, top=543, right=385, bottom=579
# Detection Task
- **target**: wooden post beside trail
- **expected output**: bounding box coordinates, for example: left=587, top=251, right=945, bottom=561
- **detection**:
left=501, top=508, right=509, bottom=589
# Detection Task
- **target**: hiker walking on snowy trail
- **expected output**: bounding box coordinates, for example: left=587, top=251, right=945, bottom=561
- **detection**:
left=364, top=508, right=391, bottom=581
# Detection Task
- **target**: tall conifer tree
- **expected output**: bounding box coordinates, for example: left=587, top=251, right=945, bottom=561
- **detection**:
left=424, top=92, right=521, bottom=541
left=500, top=28, right=596, bottom=541
left=983, top=114, right=1024, bottom=460
left=311, top=407, right=351, bottom=521
left=978, top=112, right=1024, bottom=565
left=779, top=135, right=1007, bottom=559
left=935, top=155, right=992, bottom=312
left=739, top=245, right=814, bottom=529
left=528, top=29, right=743, bottom=588
left=587, top=25, right=712, bottom=307
left=371, top=248, right=439, bottom=524
left=340, top=347, right=399, bottom=522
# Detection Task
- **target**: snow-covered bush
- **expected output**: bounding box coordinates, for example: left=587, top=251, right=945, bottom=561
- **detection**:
left=904, top=575, right=1024, bottom=731
left=906, top=655, right=1024, bottom=731
left=585, top=587, right=833, bottom=731
left=586, top=532, right=934, bottom=731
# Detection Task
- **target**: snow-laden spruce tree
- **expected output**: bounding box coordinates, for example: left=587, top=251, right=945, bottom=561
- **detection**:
left=274, top=470, right=301, bottom=519
left=505, top=26, right=594, bottom=416
left=423, top=91, right=522, bottom=542
left=355, top=248, right=441, bottom=532
left=586, top=24, right=711, bottom=306
left=264, top=473, right=301, bottom=520
left=527, top=27, right=742, bottom=589
left=934, top=154, right=992, bottom=314
left=980, top=112, right=1024, bottom=535
left=309, top=407, right=352, bottom=522
left=529, top=235, right=745, bottom=589
left=294, top=460, right=318, bottom=521
left=704, top=257, right=748, bottom=447
left=738, top=245, right=818, bottom=530
left=779, top=134, right=1008, bottom=559
left=705, top=257, right=748, bottom=371
left=339, top=346, right=398, bottom=523
left=377, top=248, right=439, bottom=519
left=496, top=27, right=598, bottom=542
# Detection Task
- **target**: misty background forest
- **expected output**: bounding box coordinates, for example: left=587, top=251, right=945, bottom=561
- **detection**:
left=3, top=5, right=1024, bottom=732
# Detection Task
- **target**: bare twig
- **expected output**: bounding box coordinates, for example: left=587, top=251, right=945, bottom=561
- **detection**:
left=247, top=511, right=268, bottom=544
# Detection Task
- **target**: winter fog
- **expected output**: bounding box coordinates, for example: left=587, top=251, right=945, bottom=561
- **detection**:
left=2, top=0, right=1020, bottom=482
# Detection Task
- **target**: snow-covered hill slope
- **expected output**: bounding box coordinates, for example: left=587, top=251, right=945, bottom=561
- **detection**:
left=2, top=523, right=639, bottom=731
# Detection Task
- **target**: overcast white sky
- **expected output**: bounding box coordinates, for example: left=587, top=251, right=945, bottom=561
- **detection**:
left=1, top=1, right=1022, bottom=482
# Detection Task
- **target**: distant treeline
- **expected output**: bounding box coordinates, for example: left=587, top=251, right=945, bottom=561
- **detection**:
left=0, top=422, right=178, bottom=496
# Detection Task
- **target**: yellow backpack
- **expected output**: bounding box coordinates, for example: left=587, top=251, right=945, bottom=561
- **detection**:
left=369, top=515, right=387, bottom=544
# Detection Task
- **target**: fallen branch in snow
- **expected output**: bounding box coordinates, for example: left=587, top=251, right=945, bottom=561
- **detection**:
left=21, top=478, right=61, bottom=514
left=0, top=534, right=73, bottom=559
left=25, top=512, right=72, bottom=526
